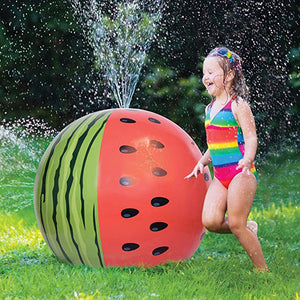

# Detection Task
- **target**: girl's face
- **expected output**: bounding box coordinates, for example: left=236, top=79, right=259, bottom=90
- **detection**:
left=202, top=56, right=228, bottom=97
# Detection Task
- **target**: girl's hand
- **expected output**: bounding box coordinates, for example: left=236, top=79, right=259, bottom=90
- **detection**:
left=184, top=161, right=204, bottom=179
left=236, top=157, right=252, bottom=175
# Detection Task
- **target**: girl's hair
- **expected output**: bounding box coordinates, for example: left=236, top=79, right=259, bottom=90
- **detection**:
left=207, top=47, right=249, bottom=100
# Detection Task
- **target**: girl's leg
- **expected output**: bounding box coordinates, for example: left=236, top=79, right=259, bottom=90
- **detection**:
left=227, top=173, right=268, bottom=271
left=202, top=178, right=231, bottom=233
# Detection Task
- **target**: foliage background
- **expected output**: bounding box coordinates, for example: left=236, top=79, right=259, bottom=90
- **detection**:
left=0, top=2, right=299, bottom=298
left=0, top=0, right=299, bottom=151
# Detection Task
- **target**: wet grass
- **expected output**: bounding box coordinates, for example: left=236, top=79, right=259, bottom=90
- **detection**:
left=0, top=134, right=299, bottom=299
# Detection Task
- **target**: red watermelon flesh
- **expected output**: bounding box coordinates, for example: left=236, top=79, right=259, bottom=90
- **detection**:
left=98, top=109, right=210, bottom=267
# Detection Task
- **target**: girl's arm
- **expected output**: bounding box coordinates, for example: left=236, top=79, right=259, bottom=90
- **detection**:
left=199, top=148, right=212, bottom=166
left=233, top=100, right=257, bottom=172
left=184, top=149, right=211, bottom=179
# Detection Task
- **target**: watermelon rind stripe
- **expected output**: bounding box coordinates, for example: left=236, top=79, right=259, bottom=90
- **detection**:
left=78, top=114, right=109, bottom=228
left=93, top=204, right=104, bottom=267
left=34, top=110, right=111, bottom=267
left=36, top=116, right=91, bottom=263
left=48, top=115, right=94, bottom=264
left=62, top=112, right=109, bottom=265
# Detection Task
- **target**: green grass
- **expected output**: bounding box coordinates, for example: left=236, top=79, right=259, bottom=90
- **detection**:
left=0, top=132, right=299, bottom=299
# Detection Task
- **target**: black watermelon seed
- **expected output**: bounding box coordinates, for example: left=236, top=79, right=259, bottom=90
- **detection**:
left=204, top=173, right=209, bottom=181
left=150, top=140, right=165, bottom=149
left=150, top=222, right=168, bottom=232
left=152, top=167, right=167, bottom=177
left=152, top=246, right=169, bottom=256
left=120, top=118, right=136, bottom=123
left=122, top=243, right=140, bottom=251
left=200, top=231, right=206, bottom=241
left=119, top=145, right=137, bottom=154
left=151, top=197, right=169, bottom=207
left=121, top=208, right=139, bottom=218
left=119, top=177, right=134, bottom=186
left=148, top=117, right=161, bottom=124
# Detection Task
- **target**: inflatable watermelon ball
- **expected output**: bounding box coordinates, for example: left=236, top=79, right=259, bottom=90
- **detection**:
left=34, top=108, right=211, bottom=267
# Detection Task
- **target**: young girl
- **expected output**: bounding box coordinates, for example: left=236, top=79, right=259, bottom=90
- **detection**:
left=185, top=47, right=269, bottom=272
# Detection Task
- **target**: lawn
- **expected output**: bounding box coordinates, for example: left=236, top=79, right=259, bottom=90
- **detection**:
left=0, top=129, right=299, bottom=299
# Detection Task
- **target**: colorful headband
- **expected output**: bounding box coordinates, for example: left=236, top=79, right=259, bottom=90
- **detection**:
left=209, top=47, right=241, bottom=70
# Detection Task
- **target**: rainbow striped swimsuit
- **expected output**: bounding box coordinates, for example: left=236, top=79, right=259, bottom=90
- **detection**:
left=205, top=98, right=257, bottom=188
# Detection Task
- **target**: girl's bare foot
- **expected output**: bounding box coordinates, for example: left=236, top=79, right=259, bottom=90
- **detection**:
left=247, top=220, right=258, bottom=235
